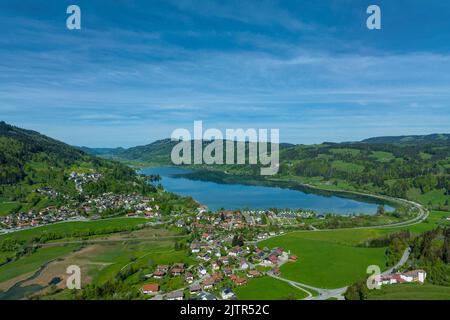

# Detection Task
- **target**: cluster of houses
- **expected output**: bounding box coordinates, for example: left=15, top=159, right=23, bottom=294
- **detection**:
left=151, top=263, right=186, bottom=279
left=376, top=269, right=427, bottom=286
left=254, top=230, right=286, bottom=241
left=35, top=186, right=65, bottom=199
left=138, top=238, right=296, bottom=300
left=0, top=205, right=81, bottom=230
left=81, top=192, right=157, bottom=215
left=188, top=210, right=251, bottom=232
left=69, top=171, right=102, bottom=193
left=0, top=191, right=160, bottom=232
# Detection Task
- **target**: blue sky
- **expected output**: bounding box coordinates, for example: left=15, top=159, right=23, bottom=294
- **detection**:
left=1, top=0, right=450, bottom=147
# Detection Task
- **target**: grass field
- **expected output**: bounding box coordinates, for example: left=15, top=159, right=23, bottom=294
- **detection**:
left=331, top=160, right=364, bottom=173
left=409, top=188, right=450, bottom=207
left=0, top=245, right=79, bottom=286
left=258, top=210, right=449, bottom=289
left=367, top=283, right=450, bottom=300
left=234, top=276, right=309, bottom=300
left=260, top=235, right=386, bottom=288
left=370, top=151, right=396, bottom=162
left=0, top=198, right=22, bottom=217
left=0, top=217, right=149, bottom=242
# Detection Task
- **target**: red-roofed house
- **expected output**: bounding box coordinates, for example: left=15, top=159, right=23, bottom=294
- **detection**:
left=141, top=283, right=159, bottom=294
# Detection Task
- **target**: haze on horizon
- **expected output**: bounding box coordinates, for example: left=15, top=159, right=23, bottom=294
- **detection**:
left=1, top=0, right=450, bottom=148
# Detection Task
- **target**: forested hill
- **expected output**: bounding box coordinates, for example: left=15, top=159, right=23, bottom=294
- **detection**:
left=0, top=121, right=86, bottom=161
left=0, top=121, right=89, bottom=184
left=361, top=133, right=450, bottom=145
left=109, top=138, right=177, bottom=163
left=81, top=139, right=295, bottom=164
left=0, top=121, right=141, bottom=199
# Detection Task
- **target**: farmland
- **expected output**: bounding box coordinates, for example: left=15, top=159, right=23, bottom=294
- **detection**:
left=234, top=276, right=309, bottom=300
left=258, top=210, right=449, bottom=289
left=0, top=217, right=149, bottom=242
left=21, top=239, right=193, bottom=292
left=260, top=235, right=386, bottom=288
left=0, top=245, right=79, bottom=289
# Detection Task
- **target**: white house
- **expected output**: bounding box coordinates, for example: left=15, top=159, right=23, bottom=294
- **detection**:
left=221, top=288, right=235, bottom=300
left=400, top=270, right=427, bottom=283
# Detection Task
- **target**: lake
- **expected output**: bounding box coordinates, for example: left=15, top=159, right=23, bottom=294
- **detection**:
left=141, top=167, right=393, bottom=215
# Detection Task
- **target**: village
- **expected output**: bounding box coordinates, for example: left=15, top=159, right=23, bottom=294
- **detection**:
left=128, top=207, right=304, bottom=300
left=0, top=172, right=431, bottom=300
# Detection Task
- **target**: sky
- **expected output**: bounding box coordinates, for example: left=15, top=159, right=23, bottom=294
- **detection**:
left=1, top=0, right=450, bottom=147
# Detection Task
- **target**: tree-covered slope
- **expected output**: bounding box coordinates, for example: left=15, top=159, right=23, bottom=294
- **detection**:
left=0, top=121, right=149, bottom=212
left=0, top=121, right=90, bottom=184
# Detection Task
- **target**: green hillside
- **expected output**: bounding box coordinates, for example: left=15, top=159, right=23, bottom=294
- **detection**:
left=362, top=133, right=450, bottom=145
left=0, top=121, right=153, bottom=215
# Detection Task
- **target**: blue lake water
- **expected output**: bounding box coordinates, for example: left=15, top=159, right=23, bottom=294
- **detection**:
left=141, top=167, right=393, bottom=215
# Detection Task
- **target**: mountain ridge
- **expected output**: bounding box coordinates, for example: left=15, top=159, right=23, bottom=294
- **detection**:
left=78, top=133, right=450, bottom=162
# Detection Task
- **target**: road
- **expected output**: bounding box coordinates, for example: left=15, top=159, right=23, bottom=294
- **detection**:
left=381, top=247, right=411, bottom=276
left=267, top=273, right=348, bottom=300
left=248, top=197, right=428, bottom=245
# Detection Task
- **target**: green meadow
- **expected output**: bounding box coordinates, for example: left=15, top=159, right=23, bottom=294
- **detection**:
left=234, top=276, right=309, bottom=300
left=367, top=283, right=450, bottom=300
left=260, top=235, right=386, bottom=288
left=259, top=210, right=449, bottom=289
left=0, top=197, right=23, bottom=217
left=0, top=217, right=148, bottom=242
left=90, top=240, right=194, bottom=284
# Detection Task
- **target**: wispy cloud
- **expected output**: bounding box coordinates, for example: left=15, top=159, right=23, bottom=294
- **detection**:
left=0, top=1, right=449, bottom=146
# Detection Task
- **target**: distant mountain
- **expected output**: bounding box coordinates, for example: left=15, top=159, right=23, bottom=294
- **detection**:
left=82, top=139, right=296, bottom=164
left=362, top=133, right=450, bottom=145
left=80, top=133, right=450, bottom=165
left=115, top=138, right=177, bottom=163
left=80, top=139, right=177, bottom=164
left=78, top=146, right=125, bottom=157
